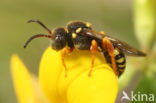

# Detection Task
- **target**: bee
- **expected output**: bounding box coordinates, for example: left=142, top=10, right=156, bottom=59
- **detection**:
left=24, top=19, right=146, bottom=77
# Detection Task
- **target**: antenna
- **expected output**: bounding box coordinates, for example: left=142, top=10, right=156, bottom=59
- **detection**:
left=28, top=19, right=52, bottom=34
left=24, top=34, right=52, bottom=48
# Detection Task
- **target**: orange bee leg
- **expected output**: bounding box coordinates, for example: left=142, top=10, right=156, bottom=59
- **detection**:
left=88, top=40, right=98, bottom=77
left=61, top=47, right=74, bottom=77
left=102, top=37, right=117, bottom=76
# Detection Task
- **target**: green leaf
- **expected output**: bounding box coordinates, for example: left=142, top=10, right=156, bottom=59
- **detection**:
left=134, top=0, right=156, bottom=51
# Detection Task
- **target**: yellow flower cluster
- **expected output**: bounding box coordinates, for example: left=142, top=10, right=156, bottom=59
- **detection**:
left=11, top=47, right=118, bottom=103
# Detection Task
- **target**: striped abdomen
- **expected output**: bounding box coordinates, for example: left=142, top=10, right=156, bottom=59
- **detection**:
left=103, top=48, right=126, bottom=77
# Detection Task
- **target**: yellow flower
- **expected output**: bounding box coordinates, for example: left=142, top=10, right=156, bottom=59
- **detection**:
left=11, top=47, right=118, bottom=103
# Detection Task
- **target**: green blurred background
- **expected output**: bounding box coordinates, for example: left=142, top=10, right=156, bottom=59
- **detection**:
left=0, top=0, right=155, bottom=103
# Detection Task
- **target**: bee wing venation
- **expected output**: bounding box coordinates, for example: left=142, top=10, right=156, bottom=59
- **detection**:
left=83, top=29, right=146, bottom=56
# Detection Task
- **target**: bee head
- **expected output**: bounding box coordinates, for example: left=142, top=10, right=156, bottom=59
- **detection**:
left=24, top=27, right=67, bottom=51
left=51, top=28, right=67, bottom=51
left=67, top=21, right=92, bottom=33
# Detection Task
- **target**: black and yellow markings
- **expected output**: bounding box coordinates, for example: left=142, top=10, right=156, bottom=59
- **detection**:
left=100, top=31, right=106, bottom=35
left=65, top=28, right=69, bottom=33
left=75, top=44, right=80, bottom=48
left=76, top=27, right=82, bottom=33
left=86, top=22, right=91, bottom=28
left=116, top=57, right=125, bottom=63
left=98, top=46, right=102, bottom=51
left=114, top=49, right=120, bottom=55
left=118, top=64, right=125, bottom=68
left=118, top=68, right=124, bottom=72
left=114, top=49, right=126, bottom=72
left=72, top=33, right=77, bottom=39
left=115, top=52, right=123, bottom=60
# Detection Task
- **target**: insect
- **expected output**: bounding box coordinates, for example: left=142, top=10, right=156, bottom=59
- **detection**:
left=24, top=19, right=146, bottom=77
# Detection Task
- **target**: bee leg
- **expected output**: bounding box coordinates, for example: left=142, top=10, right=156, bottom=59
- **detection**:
left=102, top=37, right=117, bottom=76
left=88, top=40, right=98, bottom=77
left=61, top=47, right=74, bottom=77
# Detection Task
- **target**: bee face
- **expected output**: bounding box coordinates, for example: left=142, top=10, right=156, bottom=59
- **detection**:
left=67, top=21, right=92, bottom=33
left=51, top=28, right=67, bottom=50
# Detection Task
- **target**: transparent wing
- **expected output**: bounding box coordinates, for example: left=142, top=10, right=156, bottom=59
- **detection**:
left=83, top=29, right=146, bottom=56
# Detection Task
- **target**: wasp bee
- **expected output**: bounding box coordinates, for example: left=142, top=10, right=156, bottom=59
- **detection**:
left=24, top=19, right=146, bottom=77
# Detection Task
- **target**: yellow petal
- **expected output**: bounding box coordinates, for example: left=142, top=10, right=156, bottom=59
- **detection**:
left=67, top=65, right=118, bottom=103
left=11, top=55, right=35, bottom=103
left=31, top=75, right=51, bottom=103
left=39, top=47, right=118, bottom=103
left=39, top=47, right=63, bottom=103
